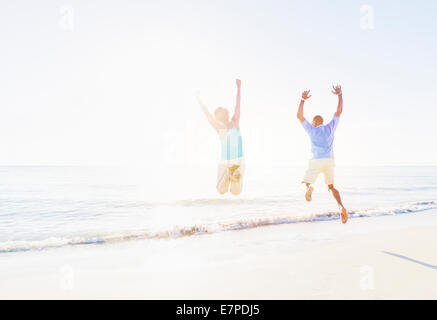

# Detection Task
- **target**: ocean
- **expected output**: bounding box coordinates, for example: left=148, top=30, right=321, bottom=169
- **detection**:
left=1, top=165, right=437, bottom=253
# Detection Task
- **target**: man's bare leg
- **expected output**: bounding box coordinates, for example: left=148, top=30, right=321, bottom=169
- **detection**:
left=304, top=183, right=314, bottom=202
left=328, top=184, right=348, bottom=224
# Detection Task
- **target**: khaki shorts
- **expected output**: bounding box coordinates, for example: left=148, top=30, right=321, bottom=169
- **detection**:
left=302, top=158, right=335, bottom=185
left=217, top=158, right=245, bottom=188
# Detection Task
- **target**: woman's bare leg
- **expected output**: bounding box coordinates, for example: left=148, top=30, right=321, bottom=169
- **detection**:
left=229, top=164, right=244, bottom=196
left=230, top=181, right=242, bottom=196
left=217, top=165, right=230, bottom=194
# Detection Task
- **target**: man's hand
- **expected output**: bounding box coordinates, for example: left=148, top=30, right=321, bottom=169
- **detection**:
left=302, top=90, right=312, bottom=100
left=331, top=85, right=342, bottom=96
left=332, top=85, right=343, bottom=117
left=297, top=90, right=311, bottom=123
left=236, top=79, right=241, bottom=88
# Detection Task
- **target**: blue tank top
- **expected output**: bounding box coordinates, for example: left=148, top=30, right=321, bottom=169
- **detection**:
left=220, top=123, right=244, bottom=160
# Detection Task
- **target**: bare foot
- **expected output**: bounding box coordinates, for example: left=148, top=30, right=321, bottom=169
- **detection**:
left=340, top=206, right=348, bottom=224
left=305, top=186, right=314, bottom=202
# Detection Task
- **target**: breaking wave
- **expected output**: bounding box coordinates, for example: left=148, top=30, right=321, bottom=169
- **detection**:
left=1, top=200, right=436, bottom=254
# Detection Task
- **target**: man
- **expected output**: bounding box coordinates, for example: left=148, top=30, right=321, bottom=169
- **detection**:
left=196, top=79, right=245, bottom=195
left=297, top=85, right=348, bottom=224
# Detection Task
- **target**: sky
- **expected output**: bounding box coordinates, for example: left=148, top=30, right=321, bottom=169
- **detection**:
left=0, top=0, right=436, bottom=166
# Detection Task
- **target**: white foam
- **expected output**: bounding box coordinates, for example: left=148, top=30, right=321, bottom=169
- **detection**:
left=1, top=200, right=435, bottom=254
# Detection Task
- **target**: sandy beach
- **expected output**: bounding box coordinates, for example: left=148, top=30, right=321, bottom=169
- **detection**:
left=2, top=0, right=437, bottom=305
left=1, top=208, right=437, bottom=300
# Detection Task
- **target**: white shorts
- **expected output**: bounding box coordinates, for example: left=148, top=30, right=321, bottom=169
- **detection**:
left=302, top=158, right=335, bottom=186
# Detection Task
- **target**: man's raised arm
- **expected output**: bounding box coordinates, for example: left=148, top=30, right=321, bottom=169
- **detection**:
left=332, top=85, right=343, bottom=117
left=297, top=90, right=311, bottom=123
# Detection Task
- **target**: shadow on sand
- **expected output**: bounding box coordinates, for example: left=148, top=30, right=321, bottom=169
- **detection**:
left=382, top=251, right=437, bottom=270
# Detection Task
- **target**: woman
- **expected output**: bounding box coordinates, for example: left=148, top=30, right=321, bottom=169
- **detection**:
left=196, top=79, right=245, bottom=195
